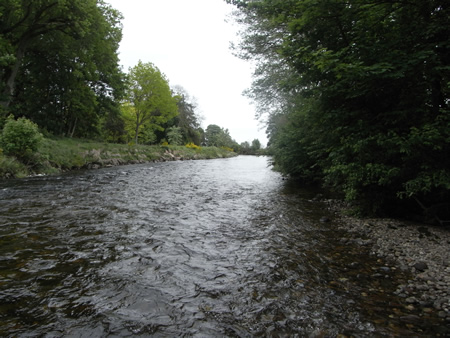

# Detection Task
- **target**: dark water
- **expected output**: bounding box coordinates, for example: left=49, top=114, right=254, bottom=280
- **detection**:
left=0, top=156, right=447, bottom=337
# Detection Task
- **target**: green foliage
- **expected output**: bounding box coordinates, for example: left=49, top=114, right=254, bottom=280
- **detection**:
left=2, top=0, right=125, bottom=137
left=0, top=154, right=27, bottom=178
left=167, top=126, right=183, bottom=145
left=125, top=61, right=178, bottom=144
left=171, top=86, right=203, bottom=145
left=239, top=139, right=264, bottom=155
left=185, top=142, right=201, bottom=150
left=204, top=124, right=239, bottom=149
left=140, top=128, right=157, bottom=145
left=240, top=141, right=251, bottom=154
left=221, top=146, right=234, bottom=152
left=197, top=146, right=235, bottom=159
left=251, top=139, right=261, bottom=151
left=0, top=116, right=43, bottom=161
left=100, top=108, right=126, bottom=143
left=230, top=0, right=450, bottom=218
left=0, top=136, right=238, bottom=177
left=0, top=105, right=7, bottom=130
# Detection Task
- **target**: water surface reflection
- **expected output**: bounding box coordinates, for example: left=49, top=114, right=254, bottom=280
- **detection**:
left=0, top=156, right=447, bottom=336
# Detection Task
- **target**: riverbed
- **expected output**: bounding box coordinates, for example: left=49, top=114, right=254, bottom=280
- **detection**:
left=0, top=156, right=448, bottom=336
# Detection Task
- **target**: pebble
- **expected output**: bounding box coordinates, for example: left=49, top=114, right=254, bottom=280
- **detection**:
left=414, top=261, right=428, bottom=272
left=326, top=198, right=450, bottom=319
left=400, top=314, right=421, bottom=323
left=406, top=297, right=418, bottom=304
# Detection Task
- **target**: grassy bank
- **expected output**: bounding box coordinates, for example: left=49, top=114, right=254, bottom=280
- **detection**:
left=0, top=138, right=237, bottom=178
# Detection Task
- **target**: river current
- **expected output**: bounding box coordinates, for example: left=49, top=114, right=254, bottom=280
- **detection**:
left=0, top=156, right=447, bottom=336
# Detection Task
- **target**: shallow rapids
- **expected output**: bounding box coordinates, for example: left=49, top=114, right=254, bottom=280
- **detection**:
left=0, top=156, right=447, bottom=336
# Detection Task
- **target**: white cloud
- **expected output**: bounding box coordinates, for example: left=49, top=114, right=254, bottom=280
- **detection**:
left=106, top=0, right=268, bottom=146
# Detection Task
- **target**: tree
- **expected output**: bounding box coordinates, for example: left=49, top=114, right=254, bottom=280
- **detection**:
left=100, top=106, right=126, bottom=143
left=251, top=139, right=261, bottom=152
left=125, top=61, right=178, bottom=144
left=204, top=124, right=223, bottom=147
left=240, top=141, right=251, bottom=154
left=229, top=0, right=450, bottom=219
left=166, top=126, right=183, bottom=145
left=171, top=85, right=203, bottom=145
left=204, top=124, right=238, bottom=149
left=2, top=1, right=125, bottom=137
left=0, top=0, right=105, bottom=109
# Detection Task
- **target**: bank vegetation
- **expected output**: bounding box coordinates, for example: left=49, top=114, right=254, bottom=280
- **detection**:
left=228, top=0, right=449, bottom=224
left=0, top=136, right=237, bottom=178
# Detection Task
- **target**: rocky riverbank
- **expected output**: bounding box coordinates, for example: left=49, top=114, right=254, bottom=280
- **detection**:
left=81, top=147, right=236, bottom=170
left=0, top=137, right=237, bottom=178
left=324, top=199, right=450, bottom=324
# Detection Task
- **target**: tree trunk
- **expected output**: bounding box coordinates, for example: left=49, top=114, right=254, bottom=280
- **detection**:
left=134, top=122, right=140, bottom=144
left=1, top=42, right=27, bottom=109
left=69, top=117, right=78, bottom=138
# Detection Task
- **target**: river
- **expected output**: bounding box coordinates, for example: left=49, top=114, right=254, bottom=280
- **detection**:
left=0, top=156, right=447, bottom=336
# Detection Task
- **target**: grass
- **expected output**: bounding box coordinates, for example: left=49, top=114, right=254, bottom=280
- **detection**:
left=0, top=155, right=28, bottom=178
left=0, top=137, right=237, bottom=178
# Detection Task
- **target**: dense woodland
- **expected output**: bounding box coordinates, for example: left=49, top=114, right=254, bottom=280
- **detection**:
left=1, top=1, right=449, bottom=221
left=227, top=0, right=450, bottom=222
left=0, top=0, right=260, bottom=153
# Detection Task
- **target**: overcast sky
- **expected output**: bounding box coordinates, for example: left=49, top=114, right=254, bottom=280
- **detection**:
left=106, top=0, right=268, bottom=146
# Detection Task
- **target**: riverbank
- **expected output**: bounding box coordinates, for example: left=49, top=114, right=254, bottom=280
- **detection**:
left=0, top=137, right=237, bottom=178
left=324, top=199, right=450, bottom=324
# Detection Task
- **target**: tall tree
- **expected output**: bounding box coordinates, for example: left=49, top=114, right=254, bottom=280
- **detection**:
left=2, top=1, right=125, bottom=137
left=229, top=0, right=450, bottom=219
left=0, top=0, right=100, bottom=108
left=125, top=61, right=178, bottom=144
left=171, top=85, right=203, bottom=145
left=204, top=124, right=238, bottom=149
left=251, top=139, right=261, bottom=151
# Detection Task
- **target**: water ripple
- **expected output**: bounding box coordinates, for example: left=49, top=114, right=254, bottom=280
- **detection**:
left=0, top=156, right=447, bottom=336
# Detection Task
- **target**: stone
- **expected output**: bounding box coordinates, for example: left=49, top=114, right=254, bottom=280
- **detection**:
left=325, top=198, right=450, bottom=326
left=406, top=297, right=418, bottom=304
left=405, top=304, right=415, bottom=311
left=414, top=261, right=429, bottom=272
left=400, top=315, right=421, bottom=323
left=438, top=311, right=447, bottom=318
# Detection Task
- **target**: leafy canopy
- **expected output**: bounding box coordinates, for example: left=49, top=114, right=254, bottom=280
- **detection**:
left=125, top=61, right=178, bottom=144
left=229, top=0, right=450, bottom=220
left=1, top=0, right=125, bottom=138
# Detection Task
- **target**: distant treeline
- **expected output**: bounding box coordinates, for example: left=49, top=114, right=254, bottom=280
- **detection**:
left=0, top=1, right=262, bottom=153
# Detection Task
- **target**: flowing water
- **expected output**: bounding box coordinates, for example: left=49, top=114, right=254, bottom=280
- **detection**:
left=0, top=156, right=447, bottom=337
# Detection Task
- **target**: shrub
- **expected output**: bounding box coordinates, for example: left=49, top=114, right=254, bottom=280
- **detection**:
left=221, top=146, right=234, bottom=152
left=0, top=116, right=43, bottom=161
left=0, top=154, right=28, bottom=178
left=167, top=126, right=183, bottom=145
left=185, top=142, right=201, bottom=150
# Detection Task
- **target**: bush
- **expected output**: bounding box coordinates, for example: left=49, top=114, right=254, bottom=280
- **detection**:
left=0, top=155, right=28, bottom=178
left=221, top=146, right=234, bottom=152
left=167, top=126, right=183, bottom=145
left=0, top=116, right=43, bottom=161
left=185, top=142, right=201, bottom=150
